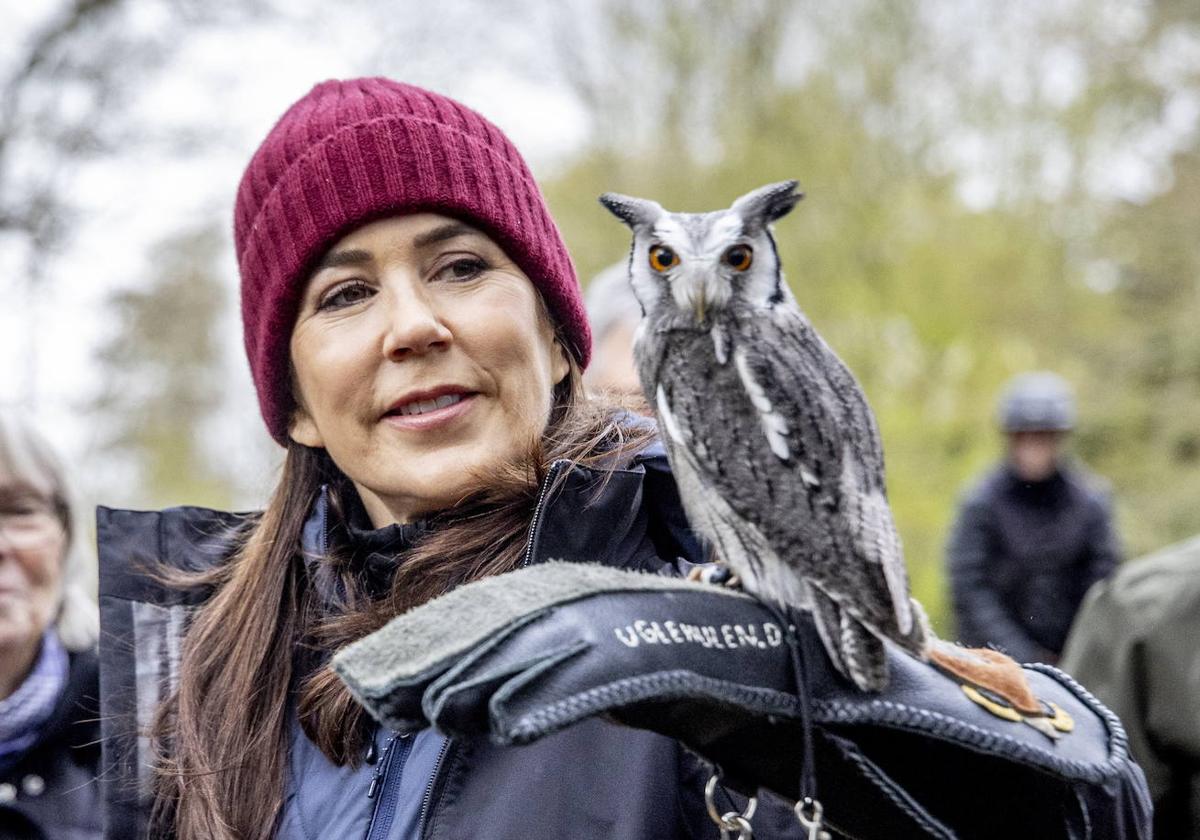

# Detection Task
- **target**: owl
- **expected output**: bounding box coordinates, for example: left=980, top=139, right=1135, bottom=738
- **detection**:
left=600, top=181, right=927, bottom=692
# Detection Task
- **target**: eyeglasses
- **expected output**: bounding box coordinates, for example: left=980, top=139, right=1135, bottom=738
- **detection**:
left=0, top=503, right=64, bottom=550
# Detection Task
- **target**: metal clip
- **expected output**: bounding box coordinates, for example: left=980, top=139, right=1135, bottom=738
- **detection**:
left=794, top=797, right=831, bottom=840
left=704, top=774, right=757, bottom=840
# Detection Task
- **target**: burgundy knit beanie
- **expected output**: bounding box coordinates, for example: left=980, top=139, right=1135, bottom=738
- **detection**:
left=235, top=77, right=591, bottom=444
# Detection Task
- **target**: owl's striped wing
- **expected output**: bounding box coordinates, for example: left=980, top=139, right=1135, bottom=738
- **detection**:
left=653, top=306, right=915, bottom=643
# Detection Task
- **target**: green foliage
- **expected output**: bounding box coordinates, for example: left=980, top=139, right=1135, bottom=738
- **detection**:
left=1079, top=146, right=1200, bottom=558
left=91, top=223, right=235, bottom=510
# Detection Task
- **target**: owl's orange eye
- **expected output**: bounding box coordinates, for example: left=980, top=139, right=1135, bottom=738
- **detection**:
left=723, top=245, right=753, bottom=271
left=649, top=245, right=679, bottom=272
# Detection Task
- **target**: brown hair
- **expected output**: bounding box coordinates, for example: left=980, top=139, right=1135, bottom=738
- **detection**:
left=150, top=357, right=653, bottom=839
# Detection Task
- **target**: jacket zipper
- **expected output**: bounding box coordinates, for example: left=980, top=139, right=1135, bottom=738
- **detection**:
left=521, top=460, right=568, bottom=568
left=416, top=739, right=453, bottom=838
left=364, top=732, right=413, bottom=839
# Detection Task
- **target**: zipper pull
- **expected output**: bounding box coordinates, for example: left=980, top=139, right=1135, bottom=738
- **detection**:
left=366, top=733, right=397, bottom=800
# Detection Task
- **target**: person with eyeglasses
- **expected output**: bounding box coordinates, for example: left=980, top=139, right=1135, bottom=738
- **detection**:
left=0, top=410, right=100, bottom=840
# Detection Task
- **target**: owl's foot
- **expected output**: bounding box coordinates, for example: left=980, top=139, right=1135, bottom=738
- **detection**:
left=687, top=563, right=742, bottom=589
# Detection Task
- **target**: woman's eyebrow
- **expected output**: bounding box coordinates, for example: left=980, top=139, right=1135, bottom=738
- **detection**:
left=412, top=221, right=477, bottom=249
left=315, top=248, right=373, bottom=271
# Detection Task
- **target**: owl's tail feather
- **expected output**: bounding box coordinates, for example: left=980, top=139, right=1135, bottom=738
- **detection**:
left=808, top=585, right=889, bottom=693
left=902, top=597, right=933, bottom=660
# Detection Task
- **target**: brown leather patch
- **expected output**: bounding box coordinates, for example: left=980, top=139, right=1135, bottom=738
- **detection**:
left=928, top=641, right=1042, bottom=716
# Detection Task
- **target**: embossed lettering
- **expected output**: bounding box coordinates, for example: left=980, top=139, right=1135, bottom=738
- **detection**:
left=635, top=620, right=657, bottom=644
left=648, top=622, right=671, bottom=644
left=702, top=626, right=726, bottom=649
left=734, top=624, right=759, bottom=648
left=764, top=623, right=783, bottom=647
left=614, top=619, right=783, bottom=651
left=615, top=626, right=640, bottom=647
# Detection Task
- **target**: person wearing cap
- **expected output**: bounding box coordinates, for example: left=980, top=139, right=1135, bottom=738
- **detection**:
left=93, top=81, right=1150, bottom=840
left=946, top=372, right=1122, bottom=665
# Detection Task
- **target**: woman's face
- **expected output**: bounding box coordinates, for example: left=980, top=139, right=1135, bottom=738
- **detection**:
left=289, top=213, right=570, bottom=525
left=0, top=479, right=65, bottom=653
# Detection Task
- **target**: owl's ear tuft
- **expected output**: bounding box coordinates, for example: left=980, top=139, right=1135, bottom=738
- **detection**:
left=599, top=192, right=664, bottom=230
left=731, top=180, right=804, bottom=226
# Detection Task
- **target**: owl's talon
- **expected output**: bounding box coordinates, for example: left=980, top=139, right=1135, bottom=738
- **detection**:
left=688, top=564, right=742, bottom=589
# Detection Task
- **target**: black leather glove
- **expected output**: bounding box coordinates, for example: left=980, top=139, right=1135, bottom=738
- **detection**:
left=333, top=562, right=1151, bottom=839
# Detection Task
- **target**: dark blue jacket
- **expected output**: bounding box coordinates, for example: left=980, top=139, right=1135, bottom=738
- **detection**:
left=947, top=463, right=1120, bottom=662
left=97, top=445, right=805, bottom=839
left=0, top=650, right=102, bottom=840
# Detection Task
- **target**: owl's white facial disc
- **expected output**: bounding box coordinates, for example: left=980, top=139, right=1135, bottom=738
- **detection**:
left=640, top=210, right=782, bottom=325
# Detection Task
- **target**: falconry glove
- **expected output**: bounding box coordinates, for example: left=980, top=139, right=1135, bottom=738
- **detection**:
left=333, top=563, right=1151, bottom=839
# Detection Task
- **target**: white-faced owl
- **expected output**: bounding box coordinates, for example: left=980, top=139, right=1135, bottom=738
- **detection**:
left=600, top=181, right=928, bottom=691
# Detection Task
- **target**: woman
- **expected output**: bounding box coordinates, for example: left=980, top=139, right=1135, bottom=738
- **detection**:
left=98, top=78, right=1147, bottom=840
left=99, top=77, right=759, bottom=840
left=0, top=411, right=101, bottom=840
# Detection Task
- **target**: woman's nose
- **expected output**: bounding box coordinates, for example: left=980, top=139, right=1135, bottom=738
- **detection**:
left=380, top=282, right=453, bottom=360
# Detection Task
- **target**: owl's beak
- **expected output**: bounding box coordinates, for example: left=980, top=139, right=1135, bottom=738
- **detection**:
left=691, top=291, right=708, bottom=324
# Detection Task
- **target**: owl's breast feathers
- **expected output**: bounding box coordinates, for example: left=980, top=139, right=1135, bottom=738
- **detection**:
left=642, top=305, right=916, bottom=645
left=643, top=305, right=886, bottom=520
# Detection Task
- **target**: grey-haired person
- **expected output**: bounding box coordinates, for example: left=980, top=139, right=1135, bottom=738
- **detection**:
left=583, top=262, right=644, bottom=399
left=0, top=409, right=101, bottom=840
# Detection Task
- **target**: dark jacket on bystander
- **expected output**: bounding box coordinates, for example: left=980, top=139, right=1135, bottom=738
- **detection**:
left=0, top=650, right=102, bottom=840
left=947, top=463, right=1120, bottom=663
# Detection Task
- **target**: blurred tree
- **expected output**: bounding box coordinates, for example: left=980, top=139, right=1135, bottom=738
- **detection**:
left=1079, top=142, right=1200, bottom=556
left=90, top=222, right=234, bottom=509
left=0, top=0, right=267, bottom=405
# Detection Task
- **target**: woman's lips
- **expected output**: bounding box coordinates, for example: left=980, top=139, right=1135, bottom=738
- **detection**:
left=381, top=393, right=476, bottom=431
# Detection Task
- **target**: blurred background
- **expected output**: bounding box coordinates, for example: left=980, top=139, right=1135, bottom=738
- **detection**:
left=1, top=0, right=1197, bottom=633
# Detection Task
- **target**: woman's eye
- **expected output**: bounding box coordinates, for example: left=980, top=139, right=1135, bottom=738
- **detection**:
left=439, top=258, right=487, bottom=283
left=0, top=501, right=46, bottom=519
left=318, top=281, right=374, bottom=311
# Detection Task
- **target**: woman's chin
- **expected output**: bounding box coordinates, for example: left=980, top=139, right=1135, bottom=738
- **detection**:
left=0, top=620, right=38, bottom=650
left=366, top=448, right=516, bottom=519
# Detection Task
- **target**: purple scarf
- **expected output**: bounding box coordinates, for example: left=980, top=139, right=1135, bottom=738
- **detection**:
left=0, top=630, right=68, bottom=767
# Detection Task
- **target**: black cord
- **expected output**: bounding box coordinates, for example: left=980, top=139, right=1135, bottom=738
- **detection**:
left=761, top=599, right=818, bottom=801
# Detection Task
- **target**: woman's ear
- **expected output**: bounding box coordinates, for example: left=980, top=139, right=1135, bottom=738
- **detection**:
left=289, top=406, right=324, bottom=448
left=551, top=339, right=571, bottom=386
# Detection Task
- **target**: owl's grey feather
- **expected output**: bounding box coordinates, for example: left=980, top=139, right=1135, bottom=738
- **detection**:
left=601, top=181, right=928, bottom=692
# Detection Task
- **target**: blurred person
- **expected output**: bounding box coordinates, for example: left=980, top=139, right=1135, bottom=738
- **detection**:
left=947, top=372, right=1121, bottom=664
left=93, top=79, right=1149, bottom=840
left=582, top=261, right=643, bottom=398
left=1062, top=535, right=1200, bottom=837
left=0, top=410, right=101, bottom=840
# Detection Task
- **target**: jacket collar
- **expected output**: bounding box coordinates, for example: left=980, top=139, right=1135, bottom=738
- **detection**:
left=297, top=437, right=700, bottom=593
left=301, top=485, right=433, bottom=608
left=522, top=440, right=701, bottom=571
